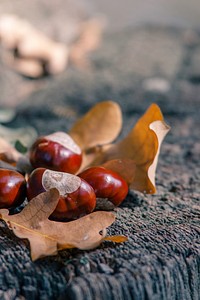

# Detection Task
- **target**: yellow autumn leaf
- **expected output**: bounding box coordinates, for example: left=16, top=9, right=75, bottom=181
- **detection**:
left=103, top=235, right=128, bottom=243
left=69, top=101, right=122, bottom=150
left=86, top=103, right=170, bottom=194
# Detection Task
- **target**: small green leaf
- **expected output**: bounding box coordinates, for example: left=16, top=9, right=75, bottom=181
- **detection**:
left=15, top=140, right=28, bottom=154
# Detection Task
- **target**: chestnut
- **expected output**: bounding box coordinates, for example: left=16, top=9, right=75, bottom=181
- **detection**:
left=27, top=168, right=96, bottom=220
left=0, top=168, right=26, bottom=208
left=29, top=131, right=82, bottom=174
left=78, top=166, right=128, bottom=206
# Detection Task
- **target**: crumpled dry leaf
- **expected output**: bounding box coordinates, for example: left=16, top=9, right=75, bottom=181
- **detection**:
left=0, top=137, right=22, bottom=164
left=69, top=101, right=122, bottom=150
left=0, top=14, right=69, bottom=77
left=0, top=189, right=119, bottom=260
left=0, top=14, right=104, bottom=77
left=86, top=103, right=170, bottom=194
left=0, top=126, right=35, bottom=172
left=3, top=53, right=44, bottom=79
left=0, top=135, right=32, bottom=174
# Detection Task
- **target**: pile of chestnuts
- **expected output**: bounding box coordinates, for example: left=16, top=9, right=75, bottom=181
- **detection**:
left=0, top=131, right=128, bottom=220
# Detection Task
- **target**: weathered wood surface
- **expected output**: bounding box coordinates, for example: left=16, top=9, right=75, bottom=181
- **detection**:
left=0, top=25, right=200, bottom=299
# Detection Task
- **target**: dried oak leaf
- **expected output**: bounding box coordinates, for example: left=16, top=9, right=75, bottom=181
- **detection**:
left=0, top=189, right=121, bottom=261
left=69, top=101, right=122, bottom=150
left=88, top=103, right=170, bottom=194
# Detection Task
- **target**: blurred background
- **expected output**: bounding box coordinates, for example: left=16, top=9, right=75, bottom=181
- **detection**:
left=93, top=0, right=200, bottom=30
left=0, top=0, right=200, bottom=108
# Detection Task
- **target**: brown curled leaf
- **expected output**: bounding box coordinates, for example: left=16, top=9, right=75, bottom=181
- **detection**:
left=0, top=137, right=22, bottom=164
left=0, top=189, right=117, bottom=260
left=131, top=119, right=170, bottom=193
left=86, top=104, right=170, bottom=194
left=69, top=101, right=122, bottom=150
left=102, top=159, right=137, bottom=186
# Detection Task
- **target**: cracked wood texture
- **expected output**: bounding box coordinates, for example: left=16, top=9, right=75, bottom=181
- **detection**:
left=0, top=23, right=200, bottom=300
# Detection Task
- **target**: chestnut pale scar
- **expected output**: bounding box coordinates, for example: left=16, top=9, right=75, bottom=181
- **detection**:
left=42, top=169, right=81, bottom=195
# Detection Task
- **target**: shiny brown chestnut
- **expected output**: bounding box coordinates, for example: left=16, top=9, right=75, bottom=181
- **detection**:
left=29, top=131, right=82, bottom=174
left=27, top=168, right=96, bottom=220
left=78, top=166, right=128, bottom=206
left=0, top=168, right=26, bottom=208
